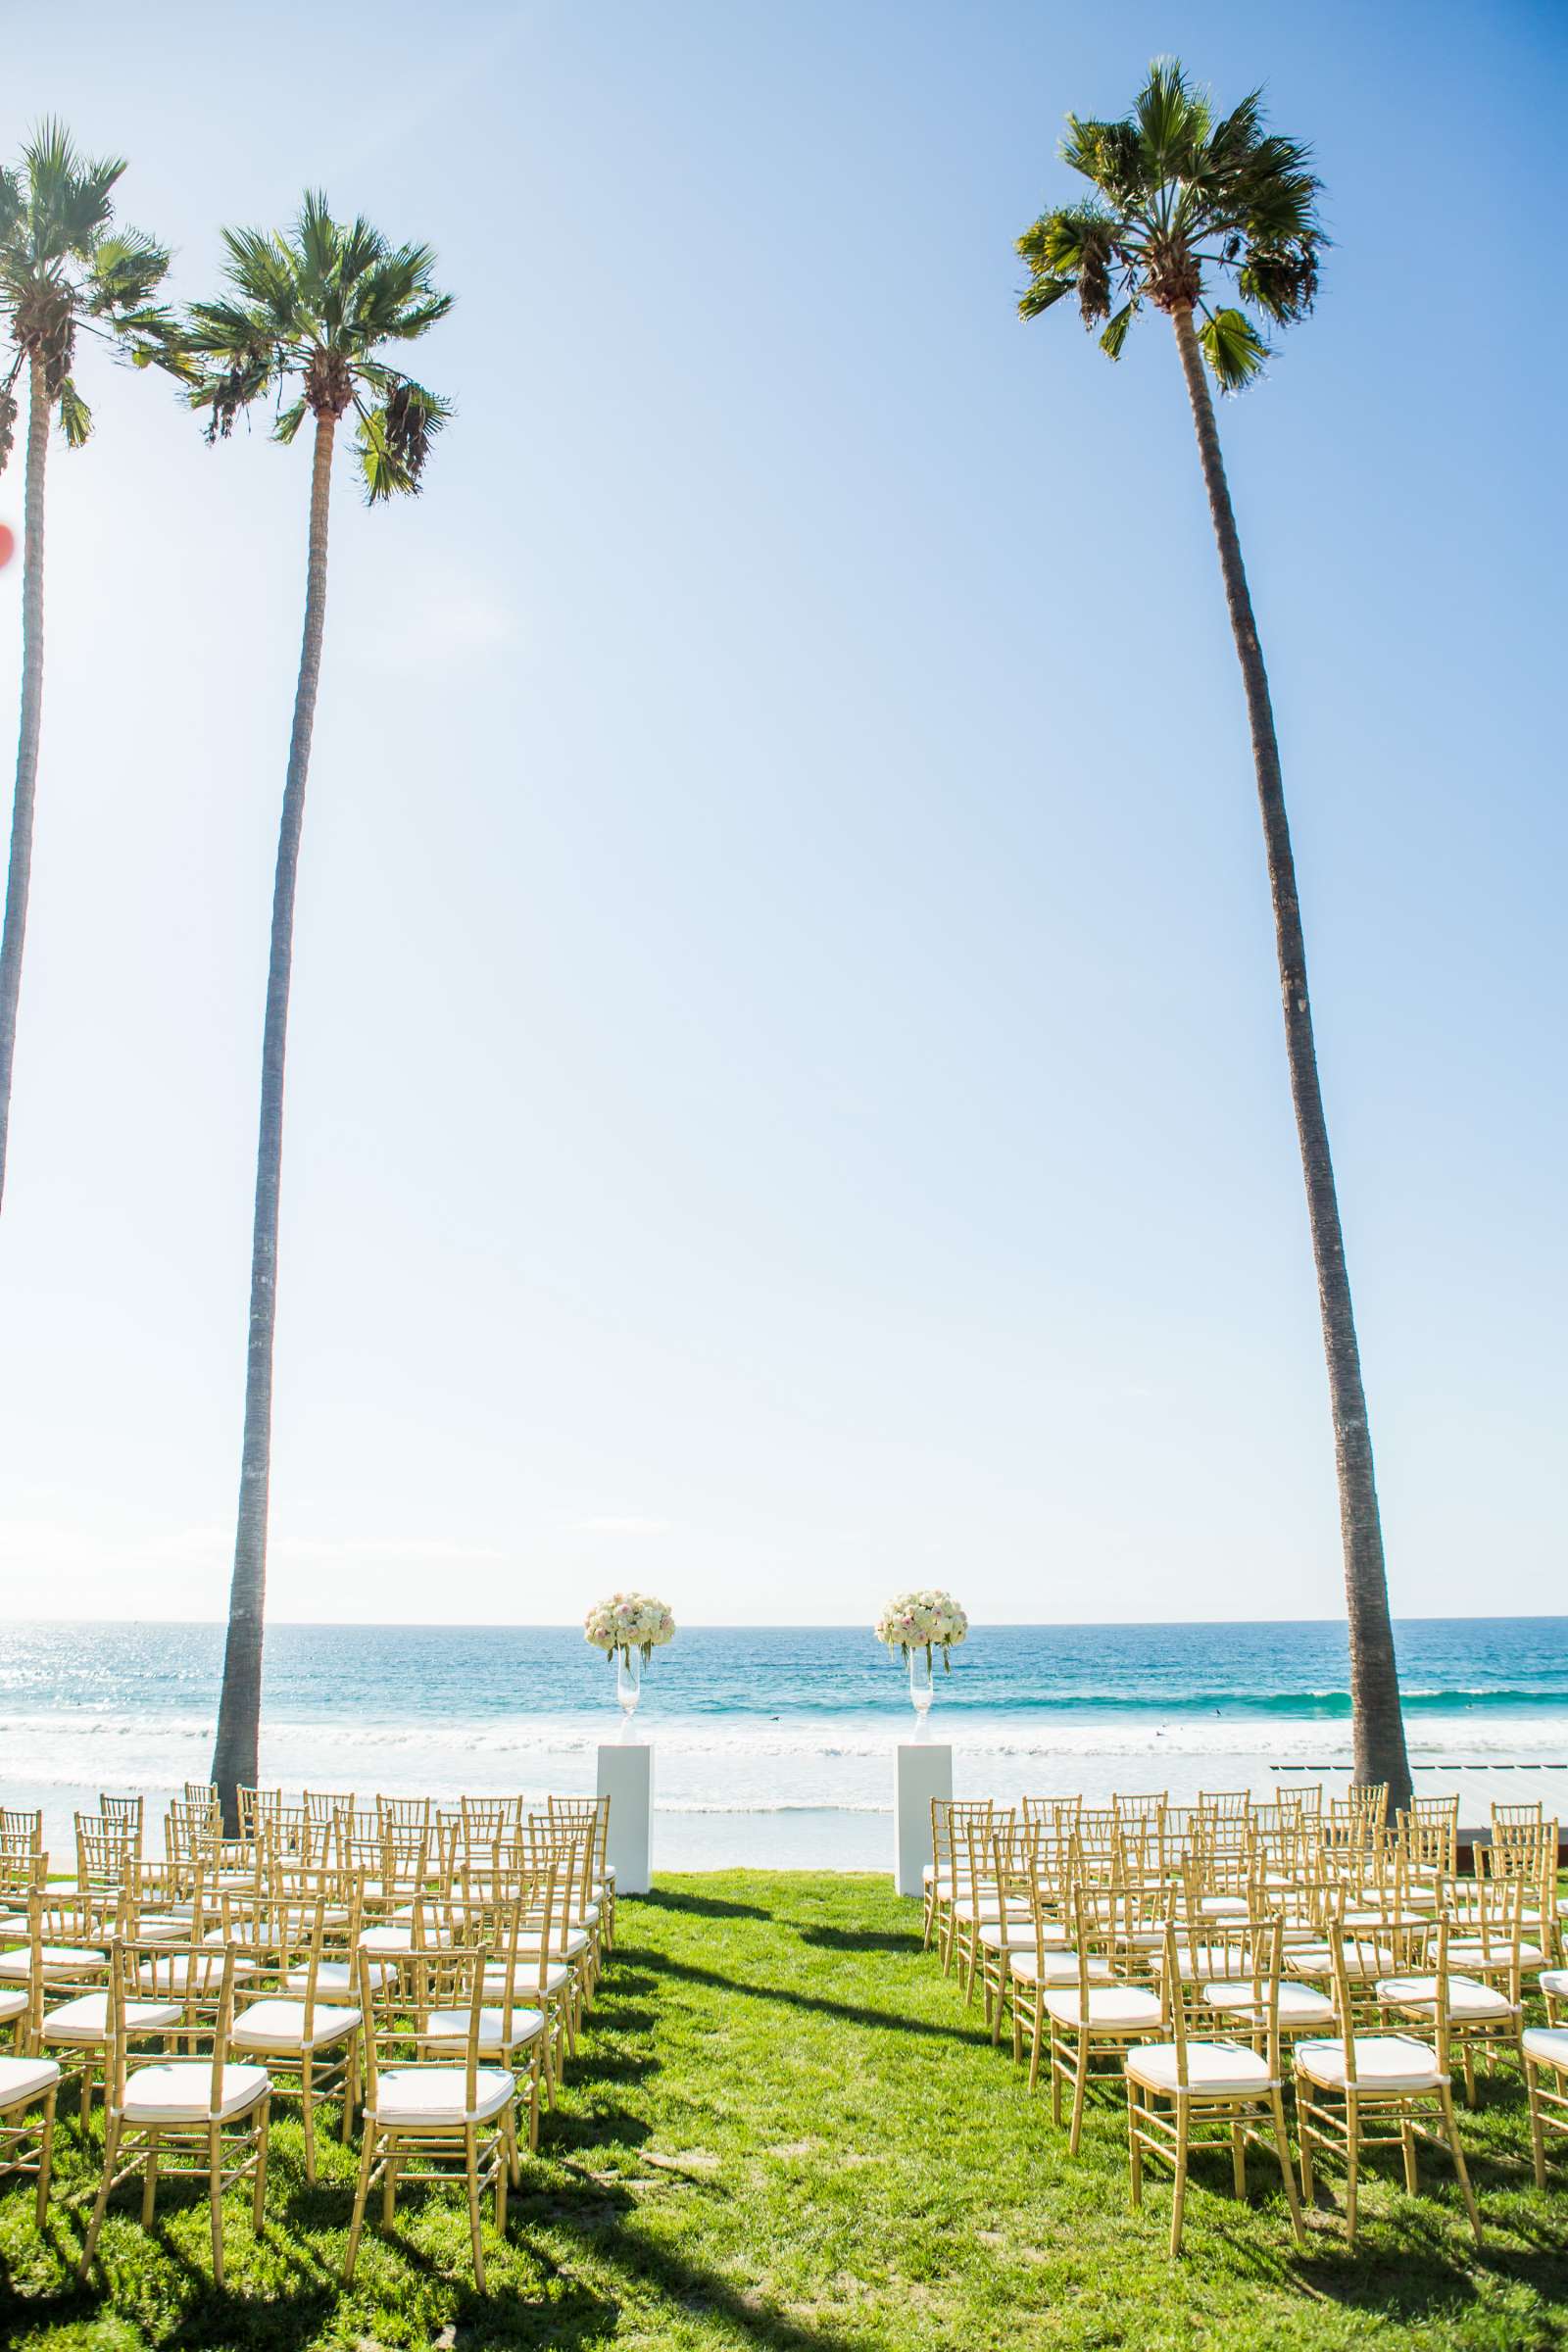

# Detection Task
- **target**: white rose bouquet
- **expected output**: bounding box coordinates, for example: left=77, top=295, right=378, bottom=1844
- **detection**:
left=875, top=1588, right=968, bottom=1671
left=584, top=1592, right=676, bottom=1668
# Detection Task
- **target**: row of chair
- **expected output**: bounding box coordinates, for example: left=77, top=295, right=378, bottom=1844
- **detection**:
left=0, top=1785, right=618, bottom=2287
left=922, top=1786, right=1568, bottom=2253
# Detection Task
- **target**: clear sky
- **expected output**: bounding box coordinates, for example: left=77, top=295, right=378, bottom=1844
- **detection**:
left=1, top=0, right=1562, bottom=1630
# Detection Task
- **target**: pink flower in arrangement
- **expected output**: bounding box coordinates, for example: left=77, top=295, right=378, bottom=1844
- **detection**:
left=584, top=1592, right=678, bottom=1665
left=874, top=1589, right=969, bottom=1669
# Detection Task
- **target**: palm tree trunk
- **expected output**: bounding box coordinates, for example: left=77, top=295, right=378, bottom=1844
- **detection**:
left=1170, top=304, right=1411, bottom=1812
left=0, top=357, right=51, bottom=1214
left=211, top=409, right=335, bottom=1829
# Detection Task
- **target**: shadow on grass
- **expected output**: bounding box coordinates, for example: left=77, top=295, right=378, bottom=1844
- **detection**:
left=637, top=1889, right=774, bottom=1923
left=649, top=1952, right=993, bottom=2048
left=796, top=1925, right=921, bottom=1957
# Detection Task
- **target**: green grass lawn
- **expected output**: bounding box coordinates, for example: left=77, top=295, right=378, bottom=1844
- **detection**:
left=3, top=1871, right=1566, bottom=2350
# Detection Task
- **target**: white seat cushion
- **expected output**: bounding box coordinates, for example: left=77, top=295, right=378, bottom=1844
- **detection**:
left=512, top=1930, right=590, bottom=1961
left=0, top=2054, right=62, bottom=2107
left=0, top=1988, right=27, bottom=2026
left=117, top=2061, right=271, bottom=2124
left=42, top=1994, right=181, bottom=2043
left=135, top=1954, right=257, bottom=1995
left=367, top=2064, right=515, bottom=2128
left=1286, top=1944, right=1397, bottom=1980
left=1127, top=2039, right=1276, bottom=2097
left=1376, top=1974, right=1515, bottom=2022
left=1202, top=1981, right=1335, bottom=2027
left=1294, top=2034, right=1445, bottom=2093
left=1042, top=1985, right=1163, bottom=2031
left=287, top=1960, right=398, bottom=1994
left=1008, top=1950, right=1112, bottom=1987
left=230, top=1998, right=361, bottom=2053
left=0, top=1944, right=106, bottom=1983
left=978, top=1922, right=1070, bottom=1952
left=1446, top=1939, right=1545, bottom=1971
left=1523, top=2026, right=1568, bottom=2072
left=420, top=2005, right=545, bottom=2054
left=132, top=1915, right=189, bottom=1944
left=358, top=1923, right=458, bottom=1955
left=484, top=1962, right=571, bottom=2000
left=1540, top=1969, right=1568, bottom=2000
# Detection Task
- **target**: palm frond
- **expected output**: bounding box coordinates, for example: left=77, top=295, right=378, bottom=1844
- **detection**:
left=1099, top=301, right=1141, bottom=360
left=55, top=374, right=92, bottom=446
left=85, top=227, right=172, bottom=316
left=355, top=375, right=451, bottom=503
left=1137, top=58, right=1208, bottom=174
left=22, top=121, right=124, bottom=262
left=1060, top=115, right=1145, bottom=208
left=1199, top=305, right=1268, bottom=390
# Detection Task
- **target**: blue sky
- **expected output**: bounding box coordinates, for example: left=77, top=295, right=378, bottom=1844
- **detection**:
left=1, top=0, right=1563, bottom=1627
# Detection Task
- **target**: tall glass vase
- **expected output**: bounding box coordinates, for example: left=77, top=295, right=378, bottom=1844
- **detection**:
left=616, top=1644, right=643, bottom=1738
left=907, top=1644, right=934, bottom=1738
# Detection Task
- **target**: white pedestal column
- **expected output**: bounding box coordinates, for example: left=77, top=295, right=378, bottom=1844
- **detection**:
left=597, top=1740, right=654, bottom=1895
left=894, top=1740, right=952, bottom=1896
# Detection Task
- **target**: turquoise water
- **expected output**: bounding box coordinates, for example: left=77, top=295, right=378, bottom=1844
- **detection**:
left=6, top=1619, right=1567, bottom=1865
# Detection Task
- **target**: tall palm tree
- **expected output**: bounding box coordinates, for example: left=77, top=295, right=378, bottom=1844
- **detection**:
left=182, top=194, right=452, bottom=1825
left=1016, top=60, right=1413, bottom=1808
left=0, top=123, right=172, bottom=1212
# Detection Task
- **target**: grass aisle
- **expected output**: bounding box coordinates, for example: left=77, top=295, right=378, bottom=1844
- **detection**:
left=2, top=1871, right=1566, bottom=2349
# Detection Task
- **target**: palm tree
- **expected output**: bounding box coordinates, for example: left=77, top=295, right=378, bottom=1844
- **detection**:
left=1016, top=61, right=1412, bottom=1809
left=0, top=123, right=172, bottom=1212
left=182, top=194, right=453, bottom=1825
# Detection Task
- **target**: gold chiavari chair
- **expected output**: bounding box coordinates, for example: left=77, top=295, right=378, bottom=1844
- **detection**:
left=75, top=1812, right=141, bottom=1894
left=460, top=1843, right=573, bottom=2111
left=0, top=1808, right=43, bottom=1851
left=225, top=1892, right=363, bottom=2181
left=1125, top=1916, right=1303, bottom=2257
left=1004, top=1836, right=1117, bottom=2082
left=1399, top=1795, right=1458, bottom=1886
left=947, top=1811, right=1025, bottom=2003
left=425, top=1886, right=552, bottom=2144
left=520, top=1818, right=600, bottom=2027
left=238, top=1786, right=284, bottom=1845
left=1195, top=1788, right=1251, bottom=1822
left=347, top=1942, right=518, bottom=2289
left=0, top=2034, right=59, bottom=2224
left=1112, top=1791, right=1168, bottom=1831
left=1195, top=1895, right=1337, bottom=2047
left=548, top=1794, right=615, bottom=1950
left=977, top=1822, right=1069, bottom=2041
left=1480, top=1818, right=1559, bottom=1959
left=97, top=1792, right=145, bottom=1835
left=376, top=1793, right=434, bottom=1836
left=1038, top=1882, right=1162, bottom=2152
left=1446, top=1869, right=1539, bottom=1991
left=925, top=1798, right=993, bottom=1961
left=0, top=1878, right=114, bottom=2015
left=1293, top=1920, right=1481, bottom=2248
left=302, top=1790, right=357, bottom=1868
left=1021, top=1794, right=1083, bottom=1833
left=77, top=1938, right=271, bottom=2287
left=38, top=1896, right=184, bottom=2122
left=1075, top=1807, right=1119, bottom=1885
left=1525, top=2016, right=1568, bottom=2188
left=1374, top=1912, right=1522, bottom=2110
left=182, top=1781, right=220, bottom=1811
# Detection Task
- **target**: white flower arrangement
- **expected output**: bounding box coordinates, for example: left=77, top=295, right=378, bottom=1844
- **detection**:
left=584, top=1592, right=676, bottom=1668
left=875, top=1588, right=968, bottom=1671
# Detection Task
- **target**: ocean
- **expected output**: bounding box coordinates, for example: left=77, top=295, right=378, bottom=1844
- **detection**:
left=5, top=1618, right=1567, bottom=1867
